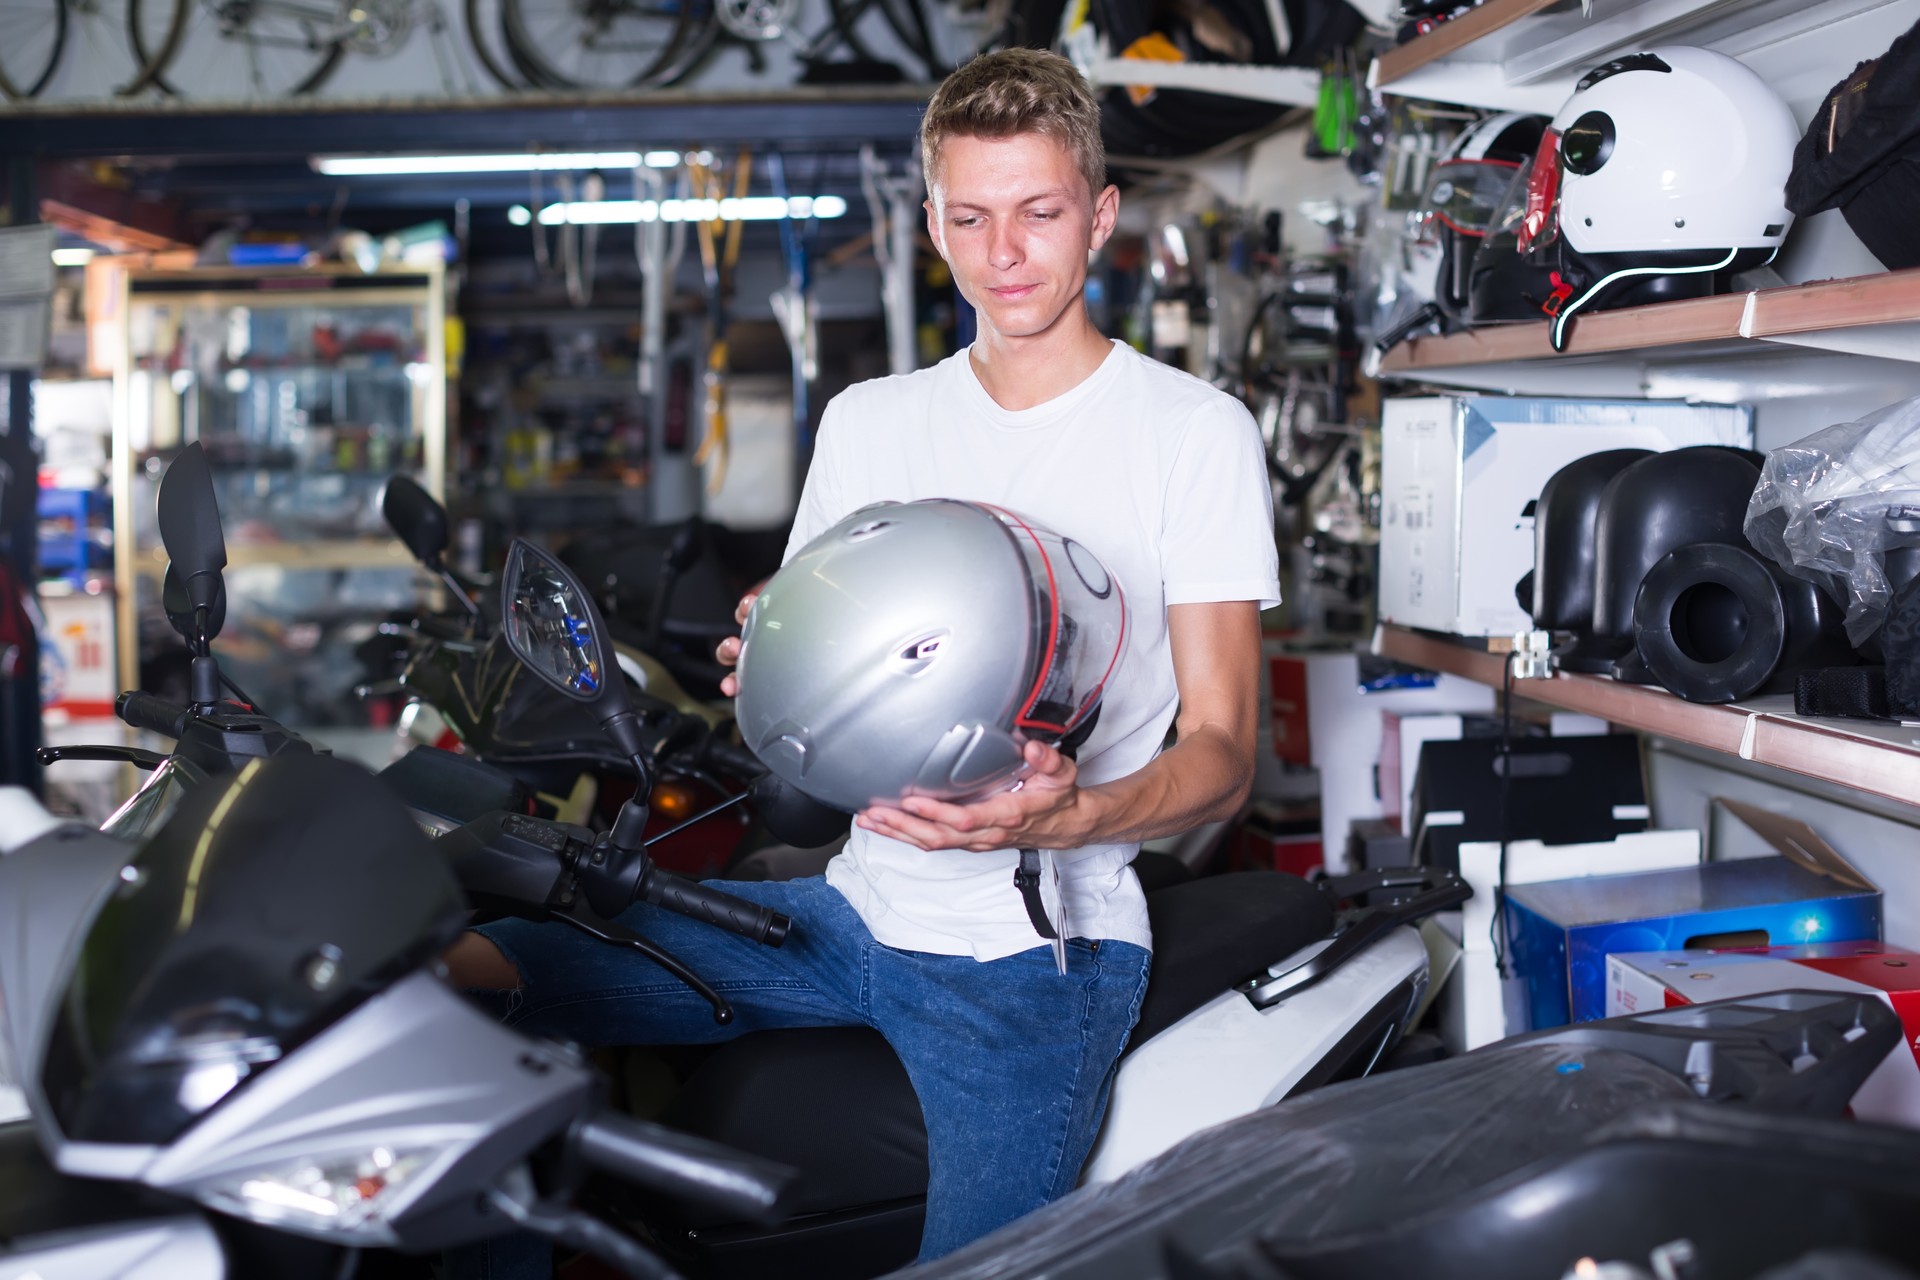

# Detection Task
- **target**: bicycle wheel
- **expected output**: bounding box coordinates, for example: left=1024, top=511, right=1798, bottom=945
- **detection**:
left=502, top=0, right=696, bottom=90
left=0, top=0, right=66, bottom=99
left=126, top=0, right=345, bottom=99
left=464, top=0, right=523, bottom=86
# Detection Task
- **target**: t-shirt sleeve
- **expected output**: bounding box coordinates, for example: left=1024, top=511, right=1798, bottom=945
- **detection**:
left=782, top=396, right=849, bottom=566
left=1160, top=394, right=1282, bottom=610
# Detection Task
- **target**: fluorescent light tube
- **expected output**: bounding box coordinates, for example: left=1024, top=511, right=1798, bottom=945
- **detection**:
left=312, top=151, right=646, bottom=176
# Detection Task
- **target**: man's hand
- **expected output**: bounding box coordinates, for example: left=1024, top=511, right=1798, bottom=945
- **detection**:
left=714, top=586, right=762, bottom=698
left=855, top=739, right=1093, bottom=852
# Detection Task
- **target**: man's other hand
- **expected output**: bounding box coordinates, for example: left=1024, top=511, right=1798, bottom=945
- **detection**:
left=856, top=739, right=1090, bottom=852
left=715, top=585, right=762, bottom=698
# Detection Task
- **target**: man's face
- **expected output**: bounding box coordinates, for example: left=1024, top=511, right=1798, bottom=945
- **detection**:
left=925, top=131, right=1119, bottom=343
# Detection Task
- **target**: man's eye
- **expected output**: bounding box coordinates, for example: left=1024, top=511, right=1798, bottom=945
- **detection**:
left=952, top=217, right=982, bottom=229
left=1030, top=210, right=1059, bottom=221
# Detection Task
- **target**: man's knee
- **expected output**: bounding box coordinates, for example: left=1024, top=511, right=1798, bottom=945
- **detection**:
left=443, top=932, right=524, bottom=991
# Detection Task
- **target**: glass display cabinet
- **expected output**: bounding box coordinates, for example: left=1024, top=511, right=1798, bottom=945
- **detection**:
left=111, top=265, right=448, bottom=730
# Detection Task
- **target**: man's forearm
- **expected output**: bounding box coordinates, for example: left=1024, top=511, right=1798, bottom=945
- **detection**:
left=1072, top=723, right=1254, bottom=848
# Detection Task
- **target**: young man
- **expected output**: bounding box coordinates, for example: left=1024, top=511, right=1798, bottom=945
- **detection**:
left=448, top=47, right=1278, bottom=1267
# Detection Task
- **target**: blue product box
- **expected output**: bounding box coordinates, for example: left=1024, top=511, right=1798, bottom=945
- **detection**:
left=1503, top=800, right=1880, bottom=1030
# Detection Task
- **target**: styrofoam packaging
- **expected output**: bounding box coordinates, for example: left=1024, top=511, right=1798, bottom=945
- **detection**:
left=1378, top=396, right=1753, bottom=637
left=1437, top=829, right=1701, bottom=1055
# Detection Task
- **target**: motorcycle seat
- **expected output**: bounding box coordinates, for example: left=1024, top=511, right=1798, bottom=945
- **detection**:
left=660, top=871, right=1336, bottom=1225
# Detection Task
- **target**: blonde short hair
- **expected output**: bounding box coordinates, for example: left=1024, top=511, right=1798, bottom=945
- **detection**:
left=920, top=48, right=1107, bottom=201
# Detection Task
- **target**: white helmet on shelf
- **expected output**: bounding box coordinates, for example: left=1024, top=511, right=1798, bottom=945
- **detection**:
left=1515, top=46, right=1800, bottom=348
left=734, top=499, right=1127, bottom=813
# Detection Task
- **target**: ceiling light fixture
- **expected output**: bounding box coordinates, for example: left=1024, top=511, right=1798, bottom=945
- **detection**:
left=507, top=196, right=849, bottom=226
left=311, top=150, right=700, bottom=177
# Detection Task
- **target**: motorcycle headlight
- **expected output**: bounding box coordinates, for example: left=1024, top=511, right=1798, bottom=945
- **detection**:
left=198, top=1144, right=446, bottom=1239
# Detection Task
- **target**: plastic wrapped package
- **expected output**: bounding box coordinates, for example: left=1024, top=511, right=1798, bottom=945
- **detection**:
left=1744, top=396, right=1920, bottom=647
left=909, top=1043, right=1695, bottom=1280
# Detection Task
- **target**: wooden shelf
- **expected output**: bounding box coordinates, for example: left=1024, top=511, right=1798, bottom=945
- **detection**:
left=1372, top=0, right=1562, bottom=88
left=1369, top=0, right=1913, bottom=115
left=1375, top=624, right=1920, bottom=810
left=1375, top=268, right=1920, bottom=378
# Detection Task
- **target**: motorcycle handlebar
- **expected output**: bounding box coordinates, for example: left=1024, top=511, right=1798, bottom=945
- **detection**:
left=639, top=870, right=790, bottom=948
left=116, top=691, right=192, bottom=739
left=573, top=1109, right=795, bottom=1225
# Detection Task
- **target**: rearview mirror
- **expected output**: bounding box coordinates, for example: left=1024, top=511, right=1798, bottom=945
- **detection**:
left=156, top=443, right=228, bottom=624
left=501, top=539, right=620, bottom=709
left=381, top=475, right=450, bottom=568
left=163, top=563, right=226, bottom=645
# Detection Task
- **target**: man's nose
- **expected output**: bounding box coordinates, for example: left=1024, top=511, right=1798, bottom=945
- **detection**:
left=989, top=222, right=1022, bottom=270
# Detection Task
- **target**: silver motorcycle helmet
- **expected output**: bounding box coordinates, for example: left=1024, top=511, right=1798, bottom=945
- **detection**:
left=735, top=499, right=1127, bottom=812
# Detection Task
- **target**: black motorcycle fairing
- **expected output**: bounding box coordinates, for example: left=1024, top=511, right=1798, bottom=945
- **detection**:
left=41, top=754, right=468, bottom=1147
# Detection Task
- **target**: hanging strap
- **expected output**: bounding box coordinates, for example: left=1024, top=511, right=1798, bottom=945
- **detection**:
left=1014, top=847, right=1058, bottom=940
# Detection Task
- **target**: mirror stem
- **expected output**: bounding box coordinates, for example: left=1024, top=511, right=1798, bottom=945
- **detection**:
left=436, top=565, right=481, bottom=623
left=190, top=653, right=222, bottom=710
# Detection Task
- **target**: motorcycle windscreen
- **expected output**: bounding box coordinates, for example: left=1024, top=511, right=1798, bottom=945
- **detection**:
left=41, top=753, right=467, bottom=1146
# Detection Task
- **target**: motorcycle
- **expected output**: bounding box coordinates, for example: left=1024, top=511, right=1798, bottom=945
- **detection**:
left=414, top=537, right=1471, bottom=1278
left=370, top=474, right=775, bottom=878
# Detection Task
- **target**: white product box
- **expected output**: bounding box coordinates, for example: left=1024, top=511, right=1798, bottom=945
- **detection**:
left=1378, top=396, right=1753, bottom=638
left=1436, top=828, right=1702, bottom=1055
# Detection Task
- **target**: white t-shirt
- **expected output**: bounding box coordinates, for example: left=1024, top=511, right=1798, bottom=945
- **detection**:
left=784, top=339, right=1281, bottom=962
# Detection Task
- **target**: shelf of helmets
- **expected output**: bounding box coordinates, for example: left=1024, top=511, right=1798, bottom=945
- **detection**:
left=1372, top=265, right=1920, bottom=394
left=1373, top=624, right=1920, bottom=811
left=1369, top=0, right=1917, bottom=116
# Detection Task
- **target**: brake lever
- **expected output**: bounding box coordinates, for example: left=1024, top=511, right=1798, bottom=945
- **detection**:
left=553, top=906, right=735, bottom=1025
left=36, top=744, right=171, bottom=771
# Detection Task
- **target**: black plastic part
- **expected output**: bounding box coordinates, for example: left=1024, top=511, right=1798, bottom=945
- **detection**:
left=154, top=443, right=228, bottom=621
left=1241, top=869, right=1469, bottom=1011
left=748, top=771, right=852, bottom=849
left=381, top=473, right=451, bottom=568
left=672, top=1196, right=927, bottom=1280
left=641, top=871, right=791, bottom=947
left=36, top=743, right=171, bottom=771
left=1409, top=734, right=1647, bottom=873
left=162, top=563, right=226, bottom=644
left=573, top=1108, right=797, bottom=1225
left=1511, top=990, right=1899, bottom=1114
left=115, top=690, right=192, bottom=738
left=379, top=746, right=529, bottom=827
left=435, top=810, right=580, bottom=910
left=1531, top=448, right=1655, bottom=633
left=41, top=754, right=467, bottom=1146
left=1586, top=447, right=1764, bottom=669
left=1633, top=541, right=1857, bottom=703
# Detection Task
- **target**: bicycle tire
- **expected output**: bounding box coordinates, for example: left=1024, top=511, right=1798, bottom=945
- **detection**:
left=0, top=0, right=67, bottom=99
left=125, top=0, right=345, bottom=98
left=819, top=0, right=894, bottom=66
left=463, top=0, right=523, bottom=86
left=502, top=0, right=695, bottom=90
left=876, top=0, right=941, bottom=76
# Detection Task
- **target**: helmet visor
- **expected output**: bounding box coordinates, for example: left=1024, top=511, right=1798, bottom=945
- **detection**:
left=1418, top=158, right=1523, bottom=238
left=1518, top=129, right=1563, bottom=253
left=980, top=507, right=1127, bottom=741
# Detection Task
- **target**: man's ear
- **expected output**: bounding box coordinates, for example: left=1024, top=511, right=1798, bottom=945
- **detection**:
left=923, top=197, right=951, bottom=263
left=1088, top=183, right=1120, bottom=253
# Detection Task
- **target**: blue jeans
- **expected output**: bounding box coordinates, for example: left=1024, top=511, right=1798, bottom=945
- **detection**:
left=448, top=875, right=1150, bottom=1275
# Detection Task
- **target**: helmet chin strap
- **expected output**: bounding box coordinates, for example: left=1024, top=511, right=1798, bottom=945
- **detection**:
left=1548, top=245, right=1741, bottom=351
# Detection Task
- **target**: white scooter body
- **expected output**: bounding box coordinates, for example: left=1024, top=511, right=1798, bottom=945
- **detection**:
left=1086, top=925, right=1428, bottom=1184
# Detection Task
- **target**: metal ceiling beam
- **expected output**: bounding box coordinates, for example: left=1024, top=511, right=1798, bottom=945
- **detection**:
left=0, top=87, right=931, bottom=159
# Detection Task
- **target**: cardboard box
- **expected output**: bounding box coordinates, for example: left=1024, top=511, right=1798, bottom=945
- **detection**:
left=1438, top=828, right=1701, bottom=1054
left=1607, top=943, right=1920, bottom=1127
left=1231, top=803, right=1324, bottom=879
left=1411, top=732, right=1649, bottom=874
left=1378, top=396, right=1753, bottom=637
left=1505, top=800, right=1880, bottom=1032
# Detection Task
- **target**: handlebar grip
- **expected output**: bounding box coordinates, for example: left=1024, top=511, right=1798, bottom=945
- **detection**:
left=642, top=872, right=790, bottom=947
left=116, top=692, right=192, bottom=739
left=574, top=1109, right=795, bottom=1224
